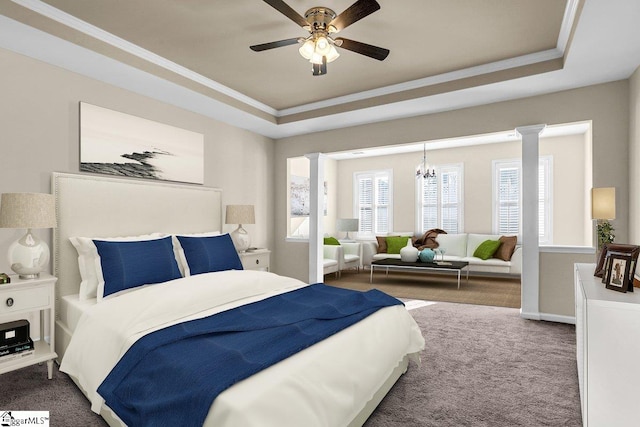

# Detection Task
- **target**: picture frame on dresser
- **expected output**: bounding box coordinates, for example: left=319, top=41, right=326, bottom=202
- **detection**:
left=595, top=243, right=640, bottom=284
left=604, top=254, right=632, bottom=293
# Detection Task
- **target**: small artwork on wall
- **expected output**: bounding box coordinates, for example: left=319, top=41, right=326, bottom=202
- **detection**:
left=79, top=102, right=204, bottom=184
left=290, top=175, right=327, bottom=217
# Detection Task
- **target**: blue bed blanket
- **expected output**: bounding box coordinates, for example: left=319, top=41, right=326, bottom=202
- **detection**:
left=97, top=283, right=403, bottom=427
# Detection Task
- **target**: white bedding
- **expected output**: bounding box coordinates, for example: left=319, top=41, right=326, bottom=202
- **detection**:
left=59, top=294, right=96, bottom=333
left=60, top=270, right=425, bottom=426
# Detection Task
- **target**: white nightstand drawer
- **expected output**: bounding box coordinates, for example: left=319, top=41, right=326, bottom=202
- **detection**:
left=0, top=286, right=50, bottom=315
left=240, top=250, right=271, bottom=271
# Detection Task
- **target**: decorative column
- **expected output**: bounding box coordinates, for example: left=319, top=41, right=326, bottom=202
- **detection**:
left=305, top=153, right=325, bottom=284
left=516, top=124, right=546, bottom=320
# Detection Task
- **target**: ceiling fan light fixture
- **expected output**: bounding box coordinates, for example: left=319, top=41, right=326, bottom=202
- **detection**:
left=315, top=36, right=330, bottom=55
left=326, top=45, right=340, bottom=62
left=299, top=38, right=315, bottom=60
left=310, top=52, right=324, bottom=65
left=254, top=0, right=387, bottom=76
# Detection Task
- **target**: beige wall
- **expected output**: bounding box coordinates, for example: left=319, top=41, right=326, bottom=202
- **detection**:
left=275, top=81, right=629, bottom=319
left=0, top=48, right=275, bottom=275
left=539, top=251, right=595, bottom=317
left=334, top=133, right=588, bottom=244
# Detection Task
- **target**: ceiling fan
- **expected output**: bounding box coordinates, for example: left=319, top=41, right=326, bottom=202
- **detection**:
left=250, top=0, right=389, bottom=76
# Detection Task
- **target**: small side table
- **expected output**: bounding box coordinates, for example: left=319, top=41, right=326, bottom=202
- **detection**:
left=239, top=249, right=271, bottom=271
left=0, top=273, right=57, bottom=379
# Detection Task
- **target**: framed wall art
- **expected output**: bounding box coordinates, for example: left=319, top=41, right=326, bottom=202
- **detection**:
left=80, top=102, right=204, bottom=184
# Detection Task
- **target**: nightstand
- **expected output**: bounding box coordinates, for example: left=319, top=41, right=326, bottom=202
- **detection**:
left=0, top=273, right=57, bottom=379
left=240, top=249, right=271, bottom=271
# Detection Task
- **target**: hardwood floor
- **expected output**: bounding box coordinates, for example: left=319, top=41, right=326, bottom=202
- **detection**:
left=324, top=269, right=521, bottom=308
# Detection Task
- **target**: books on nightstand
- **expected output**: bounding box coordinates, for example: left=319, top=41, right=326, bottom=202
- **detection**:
left=0, top=320, right=34, bottom=362
left=0, top=339, right=35, bottom=361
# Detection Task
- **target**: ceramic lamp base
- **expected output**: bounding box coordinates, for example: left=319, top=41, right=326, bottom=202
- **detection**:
left=230, top=225, right=251, bottom=252
left=9, top=229, right=49, bottom=279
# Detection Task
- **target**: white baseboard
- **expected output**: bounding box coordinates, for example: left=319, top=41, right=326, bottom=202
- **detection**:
left=519, top=310, right=541, bottom=320
left=540, top=313, right=576, bottom=324
left=520, top=310, right=576, bottom=324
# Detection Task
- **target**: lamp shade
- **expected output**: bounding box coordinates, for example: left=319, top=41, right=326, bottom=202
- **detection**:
left=0, top=193, right=57, bottom=229
left=0, top=192, right=56, bottom=279
left=591, top=187, right=616, bottom=220
left=336, top=218, right=359, bottom=232
left=225, top=205, right=255, bottom=225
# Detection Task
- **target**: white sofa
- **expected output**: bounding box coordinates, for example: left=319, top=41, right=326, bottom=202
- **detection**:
left=361, top=233, right=521, bottom=276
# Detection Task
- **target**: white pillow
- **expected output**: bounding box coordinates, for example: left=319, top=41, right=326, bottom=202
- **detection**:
left=171, top=231, right=221, bottom=277
left=435, top=233, right=468, bottom=257
left=70, top=233, right=165, bottom=300
left=466, top=233, right=501, bottom=257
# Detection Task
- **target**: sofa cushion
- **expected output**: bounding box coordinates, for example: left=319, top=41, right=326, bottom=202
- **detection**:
left=473, top=239, right=502, bottom=260
left=466, top=233, right=501, bottom=257
left=386, top=236, right=412, bottom=254
left=375, top=236, right=388, bottom=253
left=372, top=253, right=401, bottom=261
left=435, top=233, right=468, bottom=257
left=494, top=235, right=518, bottom=261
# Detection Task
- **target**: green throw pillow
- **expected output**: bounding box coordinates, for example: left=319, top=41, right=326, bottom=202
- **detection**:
left=323, top=236, right=341, bottom=245
left=473, top=239, right=502, bottom=260
left=386, top=236, right=412, bottom=254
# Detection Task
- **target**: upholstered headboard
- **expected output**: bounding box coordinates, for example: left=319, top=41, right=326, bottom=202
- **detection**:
left=52, top=172, right=222, bottom=300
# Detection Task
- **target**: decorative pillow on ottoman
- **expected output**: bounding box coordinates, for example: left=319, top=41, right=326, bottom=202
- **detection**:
left=473, top=239, right=502, bottom=260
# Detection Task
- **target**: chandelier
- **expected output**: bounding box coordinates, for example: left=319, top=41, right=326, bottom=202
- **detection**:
left=416, top=143, right=436, bottom=179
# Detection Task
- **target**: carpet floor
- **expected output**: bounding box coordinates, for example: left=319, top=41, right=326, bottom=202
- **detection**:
left=0, top=301, right=580, bottom=426
left=326, top=270, right=521, bottom=309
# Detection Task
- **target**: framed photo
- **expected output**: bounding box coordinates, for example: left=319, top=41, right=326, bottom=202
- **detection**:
left=595, top=243, right=640, bottom=283
left=605, top=254, right=631, bottom=292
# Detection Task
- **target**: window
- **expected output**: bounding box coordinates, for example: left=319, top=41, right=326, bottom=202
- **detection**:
left=354, top=170, right=392, bottom=236
left=416, top=164, right=463, bottom=234
left=493, top=157, right=553, bottom=243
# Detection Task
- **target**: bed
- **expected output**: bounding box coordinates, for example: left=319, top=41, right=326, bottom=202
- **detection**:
left=52, top=172, right=425, bottom=426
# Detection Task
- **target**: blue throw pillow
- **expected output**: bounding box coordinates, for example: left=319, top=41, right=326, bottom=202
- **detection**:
left=176, top=233, right=244, bottom=276
left=94, top=236, right=182, bottom=298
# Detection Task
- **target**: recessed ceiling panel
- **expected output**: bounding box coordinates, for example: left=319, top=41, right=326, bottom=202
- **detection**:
left=41, top=0, right=567, bottom=110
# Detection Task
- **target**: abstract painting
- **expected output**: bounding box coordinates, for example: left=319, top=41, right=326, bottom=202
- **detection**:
left=290, top=175, right=327, bottom=216
left=80, top=102, right=204, bottom=184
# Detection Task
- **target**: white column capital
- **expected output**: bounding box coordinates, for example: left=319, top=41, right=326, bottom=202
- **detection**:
left=516, top=124, right=546, bottom=137
left=305, top=152, right=325, bottom=161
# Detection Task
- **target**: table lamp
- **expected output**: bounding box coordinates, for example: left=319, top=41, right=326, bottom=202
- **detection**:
left=336, top=218, right=359, bottom=240
left=225, top=204, right=255, bottom=252
left=591, top=187, right=615, bottom=250
left=0, top=193, right=57, bottom=279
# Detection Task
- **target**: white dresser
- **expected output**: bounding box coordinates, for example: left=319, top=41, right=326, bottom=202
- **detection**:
left=575, top=263, right=640, bottom=427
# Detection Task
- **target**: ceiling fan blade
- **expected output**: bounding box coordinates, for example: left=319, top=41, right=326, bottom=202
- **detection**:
left=250, top=38, right=301, bottom=52
left=330, top=0, right=380, bottom=32
left=334, top=37, right=389, bottom=61
left=262, top=0, right=308, bottom=28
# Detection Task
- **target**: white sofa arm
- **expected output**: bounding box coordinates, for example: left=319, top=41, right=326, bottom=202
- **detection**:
left=510, top=246, right=523, bottom=275
left=361, top=241, right=378, bottom=268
